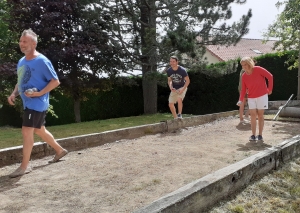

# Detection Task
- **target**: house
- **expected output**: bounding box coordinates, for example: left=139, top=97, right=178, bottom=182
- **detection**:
left=203, top=38, right=278, bottom=64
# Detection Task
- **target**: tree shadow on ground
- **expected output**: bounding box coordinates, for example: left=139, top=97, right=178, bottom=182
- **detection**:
left=237, top=141, right=272, bottom=151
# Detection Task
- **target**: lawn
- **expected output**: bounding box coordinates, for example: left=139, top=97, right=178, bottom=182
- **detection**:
left=0, top=113, right=175, bottom=149
left=2, top=113, right=299, bottom=150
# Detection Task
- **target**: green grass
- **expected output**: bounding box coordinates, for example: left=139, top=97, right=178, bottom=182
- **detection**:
left=0, top=113, right=175, bottom=149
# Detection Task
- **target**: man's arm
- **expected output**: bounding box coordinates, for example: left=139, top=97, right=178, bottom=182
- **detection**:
left=25, top=78, right=60, bottom=98
left=178, top=76, right=190, bottom=94
left=168, top=77, right=176, bottom=92
left=7, top=84, right=19, bottom=105
left=40, top=78, right=60, bottom=94
left=183, top=76, right=190, bottom=90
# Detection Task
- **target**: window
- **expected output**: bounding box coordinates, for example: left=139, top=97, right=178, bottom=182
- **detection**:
left=251, top=49, right=263, bottom=54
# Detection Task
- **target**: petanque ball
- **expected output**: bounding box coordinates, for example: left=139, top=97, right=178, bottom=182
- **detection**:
left=26, top=89, right=33, bottom=94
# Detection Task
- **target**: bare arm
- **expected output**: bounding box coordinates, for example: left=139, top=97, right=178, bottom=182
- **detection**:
left=182, top=75, right=190, bottom=90
left=25, top=78, right=60, bottom=98
left=7, top=84, right=19, bottom=105
left=168, top=77, right=176, bottom=92
left=178, top=76, right=190, bottom=94
left=40, top=78, right=60, bottom=95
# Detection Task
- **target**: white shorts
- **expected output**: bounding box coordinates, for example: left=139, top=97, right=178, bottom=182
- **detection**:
left=248, top=94, right=268, bottom=110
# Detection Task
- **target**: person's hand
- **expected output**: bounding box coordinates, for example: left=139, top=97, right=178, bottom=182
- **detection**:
left=24, top=88, right=41, bottom=98
left=24, top=91, right=40, bottom=98
left=171, top=88, right=177, bottom=92
left=7, top=94, right=16, bottom=105
left=268, top=91, right=272, bottom=95
left=237, top=101, right=242, bottom=106
left=177, top=89, right=183, bottom=94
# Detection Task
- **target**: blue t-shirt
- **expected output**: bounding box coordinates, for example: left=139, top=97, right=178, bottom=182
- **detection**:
left=17, top=54, right=58, bottom=112
left=166, top=66, right=188, bottom=89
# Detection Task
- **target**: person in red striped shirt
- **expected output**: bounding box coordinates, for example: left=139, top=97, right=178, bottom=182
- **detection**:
left=237, top=57, right=273, bottom=142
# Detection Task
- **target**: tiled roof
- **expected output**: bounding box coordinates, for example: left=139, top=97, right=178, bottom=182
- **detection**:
left=205, top=38, right=278, bottom=62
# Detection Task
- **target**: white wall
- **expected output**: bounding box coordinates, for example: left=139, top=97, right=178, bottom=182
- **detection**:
left=202, top=51, right=222, bottom=65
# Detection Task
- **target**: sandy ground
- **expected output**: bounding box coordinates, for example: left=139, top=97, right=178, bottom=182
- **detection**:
left=0, top=116, right=300, bottom=213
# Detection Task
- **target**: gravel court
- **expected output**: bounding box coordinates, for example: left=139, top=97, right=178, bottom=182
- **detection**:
left=0, top=116, right=300, bottom=213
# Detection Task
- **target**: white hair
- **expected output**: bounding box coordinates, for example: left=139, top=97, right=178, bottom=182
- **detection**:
left=22, top=29, right=38, bottom=44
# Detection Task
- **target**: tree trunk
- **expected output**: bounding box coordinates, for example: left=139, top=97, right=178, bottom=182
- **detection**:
left=298, top=42, right=300, bottom=100
left=142, top=72, right=157, bottom=114
left=140, top=1, right=157, bottom=114
left=74, top=97, right=81, bottom=123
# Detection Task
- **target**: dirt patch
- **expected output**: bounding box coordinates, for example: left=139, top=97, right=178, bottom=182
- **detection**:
left=0, top=116, right=300, bottom=213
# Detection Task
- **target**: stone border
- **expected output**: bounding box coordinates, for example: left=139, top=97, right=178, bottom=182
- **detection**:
left=0, top=110, right=237, bottom=168
left=134, top=135, right=300, bottom=213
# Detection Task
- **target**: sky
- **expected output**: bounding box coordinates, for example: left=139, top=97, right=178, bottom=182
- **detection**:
left=229, top=0, right=284, bottom=39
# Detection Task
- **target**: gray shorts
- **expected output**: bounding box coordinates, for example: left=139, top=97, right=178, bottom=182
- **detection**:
left=22, top=108, right=46, bottom=129
left=168, top=87, right=187, bottom=103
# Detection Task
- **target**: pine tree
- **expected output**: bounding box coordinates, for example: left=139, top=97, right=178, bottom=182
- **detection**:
left=91, top=0, right=252, bottom=113
left=263, top=0, right=300, bottom=100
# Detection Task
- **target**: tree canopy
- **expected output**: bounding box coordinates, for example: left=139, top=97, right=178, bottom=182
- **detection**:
left=0, top=0, right=20, bottom=109
left=1, top=0, right=253, bottom=121
left=4, top=0, right=126, bottom=122
left=88, top=0, right=252, bottom=113
left=263, top=0, right=300, bottom=99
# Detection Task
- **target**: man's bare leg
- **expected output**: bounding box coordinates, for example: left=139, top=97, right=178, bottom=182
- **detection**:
left=34, top=126, right=65, bottom=155
left=169, top=103, right=178, bottom=118
left=20, top=126, right=35, bottom=170
left=177, top=98, right=183, bottom=115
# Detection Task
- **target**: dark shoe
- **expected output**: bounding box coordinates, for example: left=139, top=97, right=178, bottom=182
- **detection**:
left=177, top=114, right=183, bottom=119
left=256, top=135, right=264, bottom=141
left=9, top=166, right=32, bottom=178
left=249, top=135, right=256, bottom=141
left=48, top=149, right=68, bottom=163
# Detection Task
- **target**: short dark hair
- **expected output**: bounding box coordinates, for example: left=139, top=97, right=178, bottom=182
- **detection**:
left=170, top=56, right=178, bottom=62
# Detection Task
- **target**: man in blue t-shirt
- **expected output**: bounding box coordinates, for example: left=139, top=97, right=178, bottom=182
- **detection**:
left=7, top=29, right=68, bottom=178
left=166, top=56, right=190, bottom=119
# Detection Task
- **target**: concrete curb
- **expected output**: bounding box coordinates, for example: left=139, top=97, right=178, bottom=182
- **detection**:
left=133, top=135, right=300, bottom=213
left=0, top=110, right=237, bottom=168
